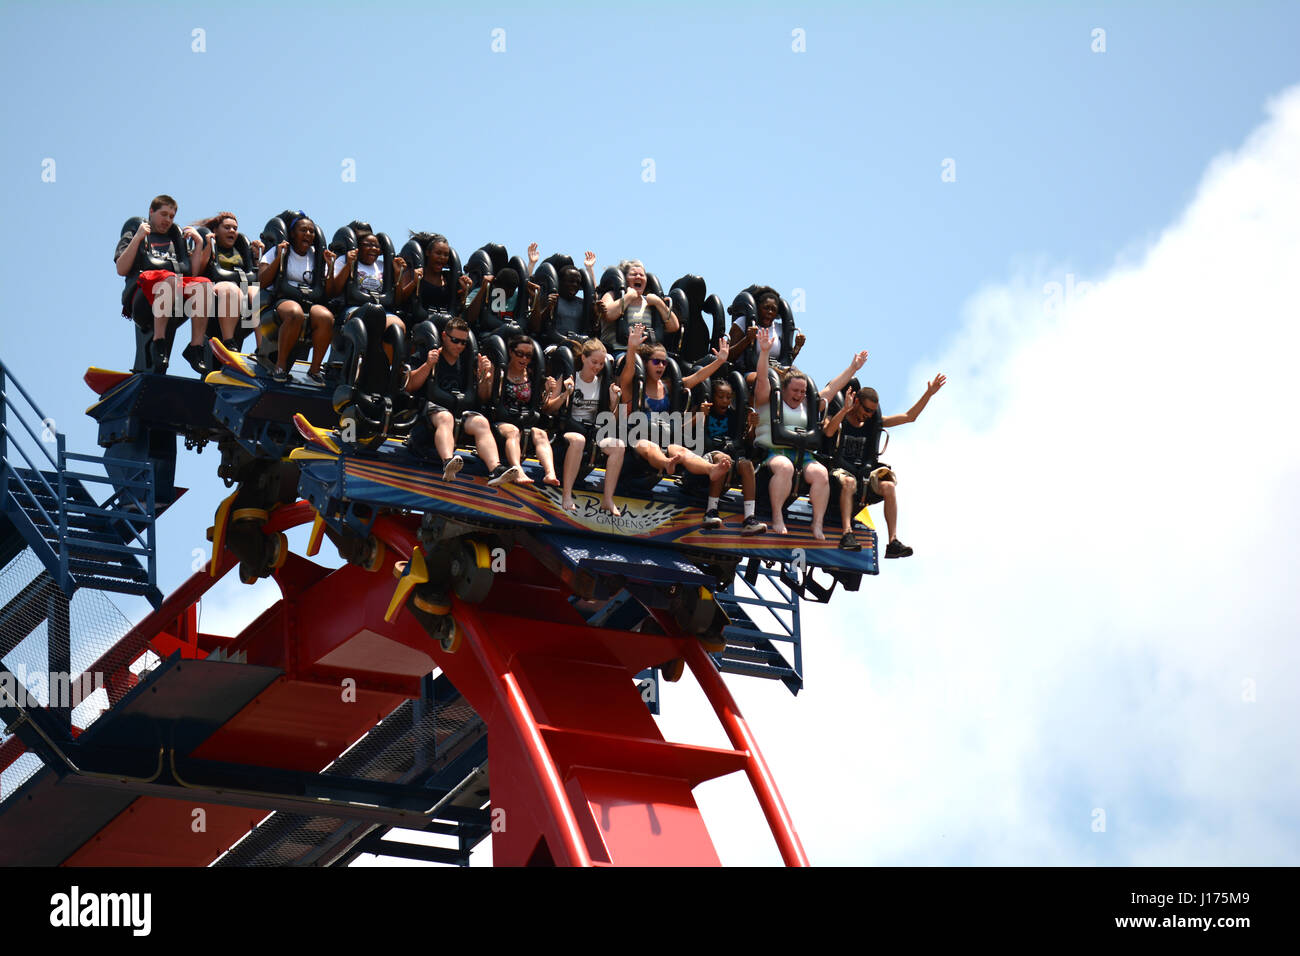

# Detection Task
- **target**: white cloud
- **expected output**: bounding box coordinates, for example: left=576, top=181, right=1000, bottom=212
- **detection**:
left=661, top=85, right=1300, bottom=866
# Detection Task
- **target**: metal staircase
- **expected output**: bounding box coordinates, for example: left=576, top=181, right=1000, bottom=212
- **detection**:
left=1, top=357, right=160, bottom=607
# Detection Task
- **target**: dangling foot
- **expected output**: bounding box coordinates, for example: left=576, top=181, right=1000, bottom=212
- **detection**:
left=561, top=495, right=578, bottom=513
left=772, top=522, right=788, bottom=535
left=811, top=524, right=826, bottom=541
left=488, top=464, right=525, bottom=487
left=742, top=515, right=767, bottom=535
left=181, top=343, right=206, bottom=375
left=306, top=367, right=325, bottom=385
left=271, top=365, right=289, bottom=383
left=600, top=498, right=622, bottom=517
left=150, top=339, right=169, bottom=375
left=542, top=474, right=561, bottom=486
left=441, top=455, right=464, bottom=481
left=702, top=508, right=723, bottom=530
left=664, top=452, right=684, bottom=476
left=885, top=537, right=913, bottom=559
left=838, top=531, right=862, bottom=551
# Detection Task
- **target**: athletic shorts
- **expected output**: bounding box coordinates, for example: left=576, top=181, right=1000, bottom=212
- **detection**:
left=760, top=447, right=813, bottom=471
left=136, top=270, right=211, bottom=306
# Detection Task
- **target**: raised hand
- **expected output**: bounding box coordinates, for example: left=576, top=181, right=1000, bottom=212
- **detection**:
left=627, top=323, right=647, bottom=349
left=584, top=250, right=596, bottom=269
left=851, top=349, right=868, bottom=371
left=928, top=373, right=947, bottom=394
left=711, top=336, right=730, bottom=362
left=844, top=386, right=858, bottom=408
left=757, top=325, right=774, bottom=353
left=527, top=242, right=540, bottom=265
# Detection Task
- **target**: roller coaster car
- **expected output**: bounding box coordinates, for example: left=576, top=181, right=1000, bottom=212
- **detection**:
left=288, top=389, right=879, bottom=595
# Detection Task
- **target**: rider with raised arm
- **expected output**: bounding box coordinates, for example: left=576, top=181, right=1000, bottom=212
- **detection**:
left=824, top=375, right=946, bottom=556
left=753, top=326, right=867, bottom=540
left=617, top=323, right=733, bottom=528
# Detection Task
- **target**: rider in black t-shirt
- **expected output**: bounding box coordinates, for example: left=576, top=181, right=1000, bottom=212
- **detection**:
left=823, top=375, right=946, bottom=555
left=402, top=317, right=523, bottom=486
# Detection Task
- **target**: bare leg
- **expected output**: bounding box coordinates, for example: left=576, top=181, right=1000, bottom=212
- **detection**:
left=635, top=440, right=682, bottom=475
left=499, top=423, right=523, bottom=467
left=432, top=410, right=455, bottom=461
left=151, top=274, right=182, bottom=341
left=214, top=283, right=240, bottom=340
left=561, top=433, right=586, bottom=511
left=805, top=462, right=829, bottom=540
left=599, top=441, right=625, bottom=515
left=879, top=480, right=899, bottom=541
left=669, top=446, right=729, bottom=485
left=185, top=282, right=209, bottom=346
left=767, top=456, right=794, bottom=534
left=276, top=301, right=305, bottom=372
left=308, top=306, right=333, bottom=374
left=739, top=458, right=757, bottom=503
left=465, top=415, right=500, bottom=471
left=839, top=475, right=858, bottom=534
left=533, top=430, right=559, bottom=484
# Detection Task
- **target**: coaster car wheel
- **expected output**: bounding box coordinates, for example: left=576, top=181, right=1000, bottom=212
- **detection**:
left=450, top=539, right=494, bottom=603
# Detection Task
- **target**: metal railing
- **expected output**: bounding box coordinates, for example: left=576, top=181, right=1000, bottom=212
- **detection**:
left=1, top=357, right=155, bottom=597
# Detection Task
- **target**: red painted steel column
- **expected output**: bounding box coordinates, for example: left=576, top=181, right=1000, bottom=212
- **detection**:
left=455, top=605, right=594, bottom=867
left=683, top=638, right=810, bottom=867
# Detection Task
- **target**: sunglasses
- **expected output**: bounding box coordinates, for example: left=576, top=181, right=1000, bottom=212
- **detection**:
left=447, top=336, right=469, bottom=346
left=649, top=358, right=666, bottom=366
left=512, top=349, right=533, bottom=359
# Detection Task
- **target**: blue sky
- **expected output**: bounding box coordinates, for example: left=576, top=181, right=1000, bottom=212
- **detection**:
left=2, top=1, right=1298, bottom=865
